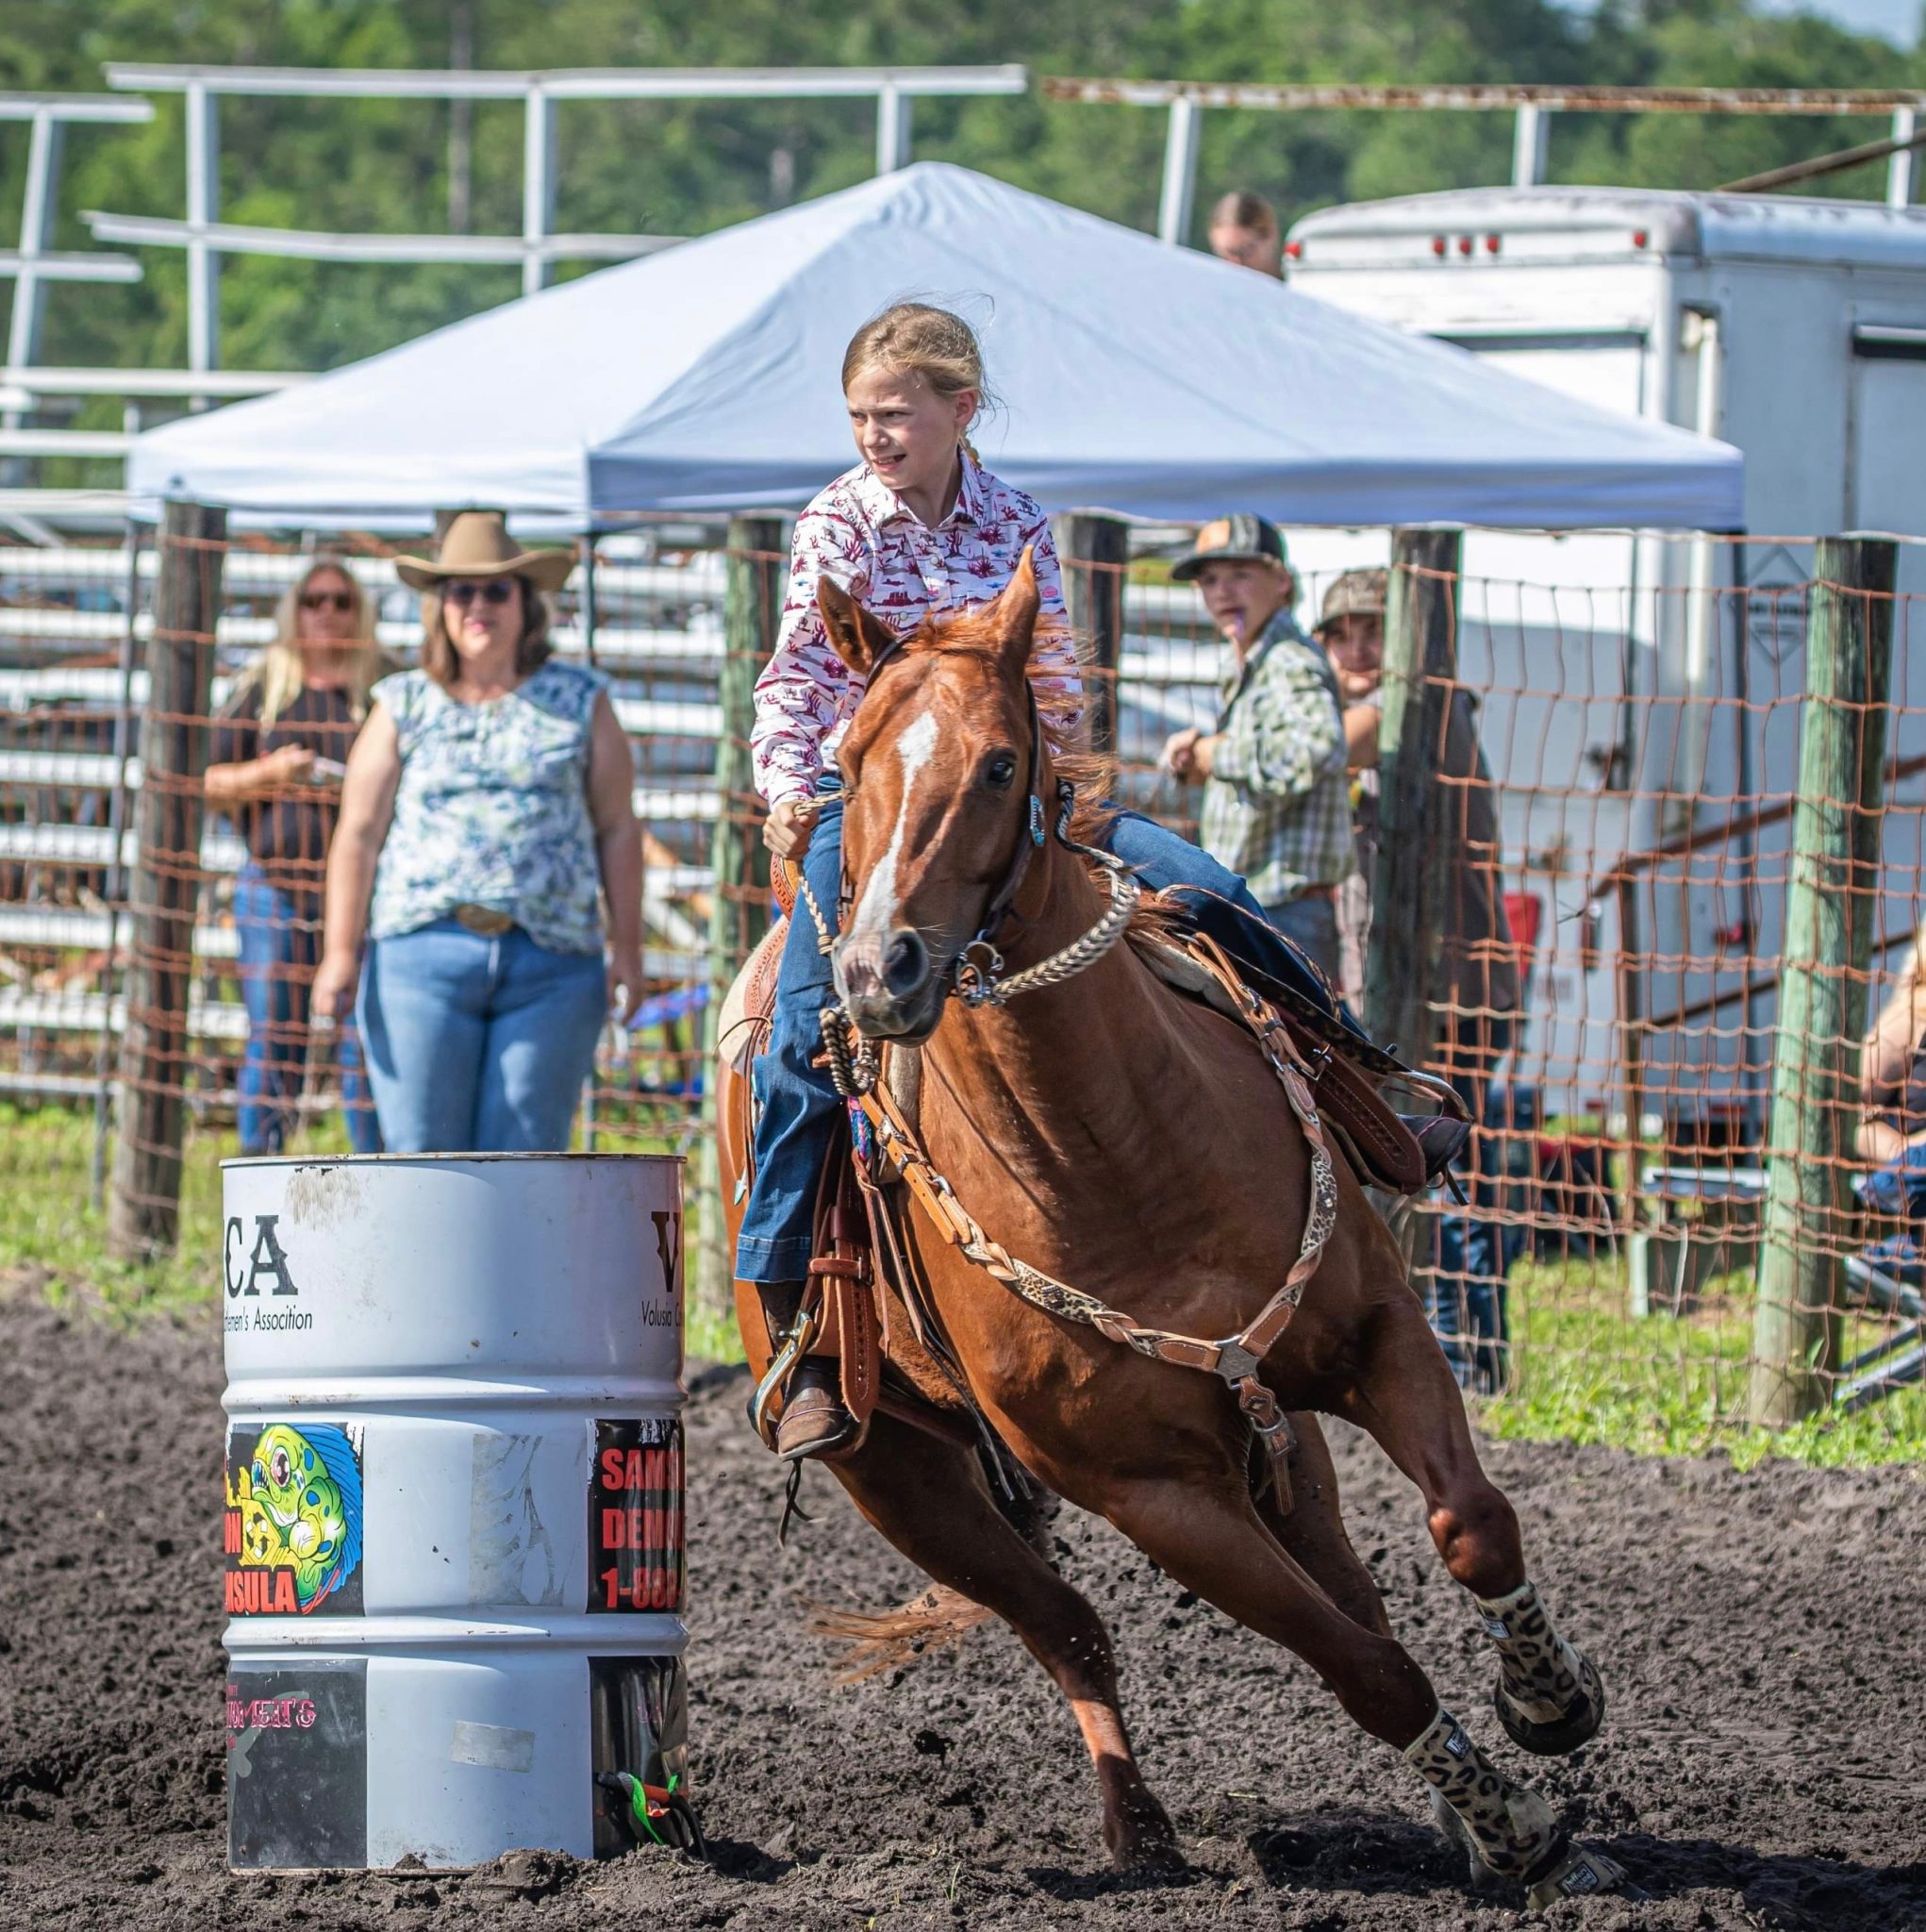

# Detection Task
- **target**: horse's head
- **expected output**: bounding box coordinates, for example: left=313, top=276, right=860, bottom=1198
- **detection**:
left=820, top=550, right=1048, bottom=1041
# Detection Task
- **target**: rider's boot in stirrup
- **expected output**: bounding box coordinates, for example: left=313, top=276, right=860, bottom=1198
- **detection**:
left=757, top=1280, right=857, bottom=1462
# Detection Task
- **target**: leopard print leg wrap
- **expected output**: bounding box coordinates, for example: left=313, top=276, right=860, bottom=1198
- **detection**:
left=1475, top=1579, right=1599, bottom=1725
left=1403, top=1707, right=1562, bottom=1882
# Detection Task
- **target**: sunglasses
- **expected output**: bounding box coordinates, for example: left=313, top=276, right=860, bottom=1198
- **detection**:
left=301, top=590, right=354, bottom=613
left=444, top=579, right=516, bottom=607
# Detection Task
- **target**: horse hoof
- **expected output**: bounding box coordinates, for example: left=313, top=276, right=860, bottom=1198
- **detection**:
left=1493, top=1657, right=1604, bottom=1757
left=1427, top=1790, right=1505, bottom=1894
left=1106, top=1800, right=1185, bottom=1876
left=1523, top=1840, right=1630, bottom=1909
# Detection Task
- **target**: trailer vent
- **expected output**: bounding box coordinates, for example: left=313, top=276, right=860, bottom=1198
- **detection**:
left=1853, top=324, right=1926, bottom=362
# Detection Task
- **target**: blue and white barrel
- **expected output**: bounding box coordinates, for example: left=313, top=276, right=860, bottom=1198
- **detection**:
left=220, top=1154, right=687, bottom=1870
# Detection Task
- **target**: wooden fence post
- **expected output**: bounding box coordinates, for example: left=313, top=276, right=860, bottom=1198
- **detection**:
left=1749, top=536, right=1895, bottom=1425
left=1364, top=528, right=1463, bottom=1067
left=1055, top=514, right=1129, bottom=758
left=108, top=499, right=224, bottom=1261
left=694, top=516, right=785, bottom=1321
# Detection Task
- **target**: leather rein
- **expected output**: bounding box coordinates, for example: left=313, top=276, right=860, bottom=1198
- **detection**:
left=806, top=644, right=1340, bottom=1505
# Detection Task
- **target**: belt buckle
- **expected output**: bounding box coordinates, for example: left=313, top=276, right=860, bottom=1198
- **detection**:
left=454, top=904, right=513, bottom=937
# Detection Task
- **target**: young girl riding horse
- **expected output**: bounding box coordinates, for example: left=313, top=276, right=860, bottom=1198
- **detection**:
left=741, top=304, right=1281, bottom=1460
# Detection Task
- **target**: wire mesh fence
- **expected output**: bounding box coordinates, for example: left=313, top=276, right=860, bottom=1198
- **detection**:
left=0, top=521, right=1918, bottom=1450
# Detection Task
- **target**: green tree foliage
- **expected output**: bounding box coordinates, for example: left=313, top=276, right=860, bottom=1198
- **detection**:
left=0, top=0, right=1918, bottom=378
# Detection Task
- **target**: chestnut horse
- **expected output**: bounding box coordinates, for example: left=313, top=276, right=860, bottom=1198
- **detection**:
left=717, top=557, right=1625, bottom=1908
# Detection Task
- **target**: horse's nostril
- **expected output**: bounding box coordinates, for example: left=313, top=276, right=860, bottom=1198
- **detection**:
left=882, top=929, right=930, bottom=999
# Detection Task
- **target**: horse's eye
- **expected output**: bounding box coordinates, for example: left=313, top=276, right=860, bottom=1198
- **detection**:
left=984, top=752, right=1018, bottom=790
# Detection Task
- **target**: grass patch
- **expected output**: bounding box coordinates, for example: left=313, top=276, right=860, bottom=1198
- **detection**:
left=0, top=1104, right=1916, bottom=1466
left=1481, top=1255, right=1926, bottom=1470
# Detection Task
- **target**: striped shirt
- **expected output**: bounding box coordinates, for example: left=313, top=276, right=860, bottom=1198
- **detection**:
left=1199, top=608, right=1356, bottom=908
left=751, top=454, right=1081, bottom=808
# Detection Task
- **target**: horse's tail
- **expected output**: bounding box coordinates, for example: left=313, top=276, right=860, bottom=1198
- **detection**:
left=806, top=1586, right=997, bottom=1684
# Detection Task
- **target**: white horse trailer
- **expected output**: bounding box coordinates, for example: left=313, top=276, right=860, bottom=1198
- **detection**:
left=1280, top=186, right=1926, bottom=1135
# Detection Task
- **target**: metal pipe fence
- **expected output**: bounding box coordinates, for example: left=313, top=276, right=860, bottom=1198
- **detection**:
left=0, top=525, right=1918, bottom=1446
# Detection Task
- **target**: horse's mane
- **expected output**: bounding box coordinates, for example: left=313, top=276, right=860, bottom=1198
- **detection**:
left=894, top=606, right=1115, bottom=847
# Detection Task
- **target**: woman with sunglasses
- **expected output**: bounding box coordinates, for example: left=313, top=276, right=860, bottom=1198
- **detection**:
left=208, top=554, right=385, bottom=1156
left=311, top=513, right=643, bottom=1152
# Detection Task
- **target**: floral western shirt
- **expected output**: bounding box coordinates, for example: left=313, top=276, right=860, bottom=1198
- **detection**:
left=1199, top=607, right=1355, bottom=909
left=751, top=454, right=1082, bottom=809
left=369, top=660, right=607, bottom=957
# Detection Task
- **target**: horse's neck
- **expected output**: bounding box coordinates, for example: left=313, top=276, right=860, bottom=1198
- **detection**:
left=921, top=839, right=1188, bottom=1176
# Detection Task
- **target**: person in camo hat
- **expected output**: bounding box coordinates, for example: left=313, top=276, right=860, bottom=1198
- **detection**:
left=1316, top=564, right=1522, bottom=1393
left=1161, top=514, right=1354, bottom=982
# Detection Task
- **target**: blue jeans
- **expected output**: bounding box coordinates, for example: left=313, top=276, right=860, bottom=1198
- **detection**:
left=735, top=798, right=1271, bottom=1282
left=357, top=921, right=607, bottom=1153
left=1264, top=894, right=1340, bottom=985
left=234, top=863, right=378, bottom=1157
left=1428, top=1010, right=1519, bottom=1393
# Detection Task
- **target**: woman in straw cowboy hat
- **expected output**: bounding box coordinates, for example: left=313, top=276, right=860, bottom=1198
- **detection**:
left=312, top=511, right=643, bottom=1152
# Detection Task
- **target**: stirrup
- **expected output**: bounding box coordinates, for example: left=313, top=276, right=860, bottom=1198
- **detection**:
left=1403, top=1112, right=1474, bottom=1183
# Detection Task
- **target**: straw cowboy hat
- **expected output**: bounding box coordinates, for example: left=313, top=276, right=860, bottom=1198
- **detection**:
left=393, top=511, right=575, bottom=593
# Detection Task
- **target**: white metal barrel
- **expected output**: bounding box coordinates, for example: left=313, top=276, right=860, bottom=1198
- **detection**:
left=220, top=1154, right=687, bottom=1871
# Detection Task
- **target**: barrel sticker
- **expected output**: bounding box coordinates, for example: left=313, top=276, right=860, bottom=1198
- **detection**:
left=224, top=1422, right=365, bottom=1616
left=589, top=1419, right=684, bottom=1613
left=228, top=1657, right=367, bottom=1869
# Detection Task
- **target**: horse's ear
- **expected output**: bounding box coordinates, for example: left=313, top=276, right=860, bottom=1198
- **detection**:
left=989, top=546, right=1041, bottom=672
left=817, top=575, right=896, bottom=675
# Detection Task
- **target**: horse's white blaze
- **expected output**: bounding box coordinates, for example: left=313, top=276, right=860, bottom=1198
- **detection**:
left=848, top=708, right=938, bottom=947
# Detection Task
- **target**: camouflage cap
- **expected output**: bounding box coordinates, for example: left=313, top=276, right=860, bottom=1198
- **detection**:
left=1171, top=512, right=1289, bottom=583
left=1314, top=566, right=1387, bottom=633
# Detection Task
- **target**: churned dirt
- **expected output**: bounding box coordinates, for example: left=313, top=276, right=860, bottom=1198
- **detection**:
left=1, top=1287, right=1923, bottom=1931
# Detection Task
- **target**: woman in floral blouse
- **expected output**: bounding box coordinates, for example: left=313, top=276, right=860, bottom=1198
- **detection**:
left=744, top=303, right=1275, bottom=1460
left=312, top=513, right=642, bottom=1152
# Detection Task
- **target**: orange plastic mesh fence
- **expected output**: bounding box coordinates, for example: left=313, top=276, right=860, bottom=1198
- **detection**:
left=0, top=527, right=1918, bottom=1444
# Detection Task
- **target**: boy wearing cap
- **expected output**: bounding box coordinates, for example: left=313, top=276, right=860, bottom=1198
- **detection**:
left=1316, top=565, right=1521, bottom=1392
left=1160, top=515, right=1353, bottom=982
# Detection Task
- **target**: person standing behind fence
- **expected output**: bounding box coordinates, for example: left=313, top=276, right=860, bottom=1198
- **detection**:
left=1856, top=923, right=1926, bottom=1229
left=1207, top=191, right=1284, bottom=276
left=1159, top=516, right=1353, bottom=983
left=311, top=513, right=643, bottom=1152
left=207, top=556, right=384, bottom=1157
left=1317, top=566, right=1521, bottom=1391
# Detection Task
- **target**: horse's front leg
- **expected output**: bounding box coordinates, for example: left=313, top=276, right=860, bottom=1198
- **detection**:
left=1337, top=1277, right=1607, bottom=1760
left=1093, top=1448, right=1624, bottom=1908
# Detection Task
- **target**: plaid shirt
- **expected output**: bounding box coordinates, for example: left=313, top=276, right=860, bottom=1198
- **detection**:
left=751, top=455, right=1080, bottom=808
left=1199, top=608, right=1355, bottom=907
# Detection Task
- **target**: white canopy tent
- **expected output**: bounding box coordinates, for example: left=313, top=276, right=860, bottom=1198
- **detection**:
left=131, top=162, right=1741, bottom=530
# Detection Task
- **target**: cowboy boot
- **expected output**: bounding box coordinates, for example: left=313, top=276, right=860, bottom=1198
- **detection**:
left=755, top=1281, right=857, bottom=1462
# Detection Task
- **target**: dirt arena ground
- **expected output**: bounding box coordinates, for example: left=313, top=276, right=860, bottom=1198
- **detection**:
left=1, top=1290, right=1923, bottom=1931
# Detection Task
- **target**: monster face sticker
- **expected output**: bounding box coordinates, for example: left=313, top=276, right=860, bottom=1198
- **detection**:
left=224, top=1423, right=365, bottom=1616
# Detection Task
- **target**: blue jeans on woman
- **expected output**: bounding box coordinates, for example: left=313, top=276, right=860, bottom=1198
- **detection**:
left=234, top=862, right=379, bottom=1156
left=357, top=920, right=607, bottom=1153
left=735, top=795, right=1273, bottom=1282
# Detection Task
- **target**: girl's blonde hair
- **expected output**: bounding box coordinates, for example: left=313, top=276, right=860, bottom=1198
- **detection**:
left=421, top=578, right=555, bottom=691
left=841, top=302, right=992, bottom=461
left=250, top=557, right=382, bottom=724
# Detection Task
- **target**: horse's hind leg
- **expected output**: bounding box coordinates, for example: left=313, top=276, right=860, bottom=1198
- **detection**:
left=1103, top=1466, right=1622, bottom=1907
left=1338, top=1282, right=1606, bottom=1758
left=825, top=1411, right=1179, bottom=1874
